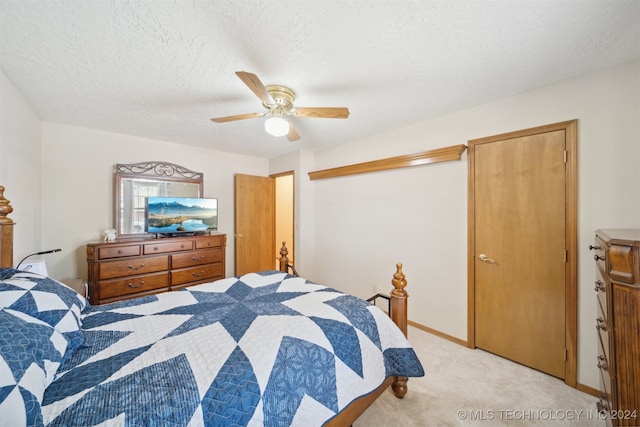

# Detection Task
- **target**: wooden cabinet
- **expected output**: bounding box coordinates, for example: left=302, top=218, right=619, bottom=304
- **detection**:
left=87, top=233, right=226, bottom=304
left=592, top=229, right=640, bottom=426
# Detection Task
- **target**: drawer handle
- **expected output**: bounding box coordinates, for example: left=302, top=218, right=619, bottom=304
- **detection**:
left=594, top=280, right=605, bottom=292
left=192, top=271, right=205, bottom=277
left=596, top=317, right=607, bottom=331
left=192, top=255, right=206, bottom=261
left=128, top=263, right=145, bottom=270
left=589, top=244, right=601, bottom=251
left=597, top=396, right=609, bottom=413
left=153, top=247, right=159, bottom=251
left=594, top=254, right=605, bottom=261
left=181, top=244, right=185, bottom=248
left=597, top=355, right=608, bottom=371
left=128, top=281, right=144, bottom=289
left=117, top=250, right=123, bottom=255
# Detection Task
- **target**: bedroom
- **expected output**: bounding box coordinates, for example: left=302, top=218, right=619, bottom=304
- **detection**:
left=1, top=0, right=639, bottom=424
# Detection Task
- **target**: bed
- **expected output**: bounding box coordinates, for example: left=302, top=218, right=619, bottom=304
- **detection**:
left=0, top=185, right=424, bottom=426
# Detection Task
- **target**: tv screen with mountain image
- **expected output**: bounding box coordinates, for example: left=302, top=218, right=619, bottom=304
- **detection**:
left=146, top=197, right=218, bottom=234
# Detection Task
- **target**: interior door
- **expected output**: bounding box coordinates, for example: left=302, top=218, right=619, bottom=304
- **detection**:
left=471, top=128, right=568, bottom=379
left=234, top=174, right=275, bottom=275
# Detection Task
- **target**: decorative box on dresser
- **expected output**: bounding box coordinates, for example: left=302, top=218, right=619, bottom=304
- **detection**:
left=87, top=233, right=226, bottom=305
left=591, top=229, right=639, bottom=426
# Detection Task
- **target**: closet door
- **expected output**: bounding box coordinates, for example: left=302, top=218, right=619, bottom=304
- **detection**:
left=469, top=121, right=576, bottom=381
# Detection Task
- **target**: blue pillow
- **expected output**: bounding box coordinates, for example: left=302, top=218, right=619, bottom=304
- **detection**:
left=0, top=269, right=16, bottom=280
left=0, top=269, right=89, bottom=354
left=0, top=308, right=69, bottom=426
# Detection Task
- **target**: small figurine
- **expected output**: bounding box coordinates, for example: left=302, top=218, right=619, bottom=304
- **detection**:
left=104, top=228, right=117, bottom=242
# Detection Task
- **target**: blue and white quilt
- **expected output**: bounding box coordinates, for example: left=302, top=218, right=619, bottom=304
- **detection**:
left=2, top=269, right=424, bottom=426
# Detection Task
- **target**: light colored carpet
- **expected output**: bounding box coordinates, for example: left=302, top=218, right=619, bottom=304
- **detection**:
left=354, top=326, right=604, bottom=427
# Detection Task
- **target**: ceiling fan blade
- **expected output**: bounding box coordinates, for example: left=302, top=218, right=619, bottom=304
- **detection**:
left=295, top=107, right=350, bottom=119
left=236, top=71, right=275, bottom=105
left=210, top=112, right=264, bottom=123
left=287, top=121, right=301, bottom=142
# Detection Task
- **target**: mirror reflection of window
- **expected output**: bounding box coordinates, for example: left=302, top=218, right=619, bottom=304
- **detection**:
left=115, top=162, right=203, bottom=237
left=134, top=181, right=159, bottom=233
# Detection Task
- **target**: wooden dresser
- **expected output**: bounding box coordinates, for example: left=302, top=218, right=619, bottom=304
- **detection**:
left=591, top=229, right=639, bottom=426
left=87, top=233, right=226, bottom=304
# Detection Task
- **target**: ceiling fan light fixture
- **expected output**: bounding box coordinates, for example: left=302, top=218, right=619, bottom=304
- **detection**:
left=265, top=116, right=290, bottom=137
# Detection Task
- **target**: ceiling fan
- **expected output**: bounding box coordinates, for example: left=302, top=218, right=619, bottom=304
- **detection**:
left=211, top=71, right=350, bottom=142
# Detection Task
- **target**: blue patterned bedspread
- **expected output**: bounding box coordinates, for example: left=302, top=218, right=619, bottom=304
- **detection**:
left=41, top=271, right=424, bottom=426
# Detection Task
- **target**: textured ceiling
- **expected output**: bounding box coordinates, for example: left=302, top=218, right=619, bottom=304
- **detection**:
left=1, top=0, right=638, bottom=159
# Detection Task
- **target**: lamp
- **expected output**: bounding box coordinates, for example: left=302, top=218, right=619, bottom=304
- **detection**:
left=16, top=249, right=62, bottom=276
left=264, top=116, right=290, bottom=137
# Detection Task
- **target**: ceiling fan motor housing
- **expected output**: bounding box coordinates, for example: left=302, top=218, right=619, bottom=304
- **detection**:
left=263, top=85, right=296, bottom=112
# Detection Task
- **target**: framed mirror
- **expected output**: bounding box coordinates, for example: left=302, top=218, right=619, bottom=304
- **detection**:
left=115, top=161, right=203, bottom=238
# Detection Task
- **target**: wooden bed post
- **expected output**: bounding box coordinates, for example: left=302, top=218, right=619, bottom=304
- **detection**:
left=279, top=241, right=289, bottom=272
left=0, top=186, right=15, bottom=268
left=390, top=263, right=408, bottom=336
left=390, top=262, right=409, bottom=398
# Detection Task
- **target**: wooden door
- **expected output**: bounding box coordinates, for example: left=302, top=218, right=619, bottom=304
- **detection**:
left=468, top=121, right=577, bottom=381
left=234, top=174, right=275, bottom=275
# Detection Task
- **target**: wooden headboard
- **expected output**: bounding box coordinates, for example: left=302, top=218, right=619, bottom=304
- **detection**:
left=0, top=186, right=15, bottom=268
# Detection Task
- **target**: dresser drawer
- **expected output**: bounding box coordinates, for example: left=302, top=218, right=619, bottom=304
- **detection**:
left=144, top=240, right=193, bottom=255
left=97, top=244, right=141, bottom=259
left=597, top=313, right=611, bottom=367
left=608, top=243, right=639, bottom=284
left=597, top=346, right=611, bottom=384
left=595, top=269, right=608, bottom=318
left=171, top=248, right=224, bottom=269
left=592, top=236, right=607, bottom=273
left=598, top=370, right=612, bottom=417
left=599, top=362, right=612, bottom=414
left=195, top=235, right=225, bottom=249
left=98, top=255, right=169, bottom=279
left=171, top=263, right=223, bottom=286
left=98, top=272, right=170, bottom=299
left=597, top=299, right=611, bottom=358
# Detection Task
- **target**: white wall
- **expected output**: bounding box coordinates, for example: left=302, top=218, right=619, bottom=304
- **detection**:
left=305, top=59, right=640, bottom=390
left=40, top=123, right=269, bottom=281
left=0, top=70, right=42, bottom=263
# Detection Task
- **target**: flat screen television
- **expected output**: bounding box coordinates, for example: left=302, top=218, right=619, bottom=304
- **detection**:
left=145, top=196, right=218, bottom=235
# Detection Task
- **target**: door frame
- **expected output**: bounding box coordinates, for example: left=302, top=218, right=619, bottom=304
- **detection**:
left=272, top=170, right=295, bottom=269
left=467, top=119, right=578, bottom=387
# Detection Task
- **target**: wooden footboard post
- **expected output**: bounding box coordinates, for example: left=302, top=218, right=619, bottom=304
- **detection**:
left=279, top=241, right=289, bottom=273
left=390, top=263, right=409, bottom=398
left=0, top=186, right=15, bottom=269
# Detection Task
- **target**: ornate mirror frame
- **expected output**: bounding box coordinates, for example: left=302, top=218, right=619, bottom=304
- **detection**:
left=115, top=161, right=204, bottom=238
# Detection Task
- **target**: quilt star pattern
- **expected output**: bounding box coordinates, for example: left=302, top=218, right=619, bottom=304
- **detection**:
left=41, top=271, right=424, bottom=426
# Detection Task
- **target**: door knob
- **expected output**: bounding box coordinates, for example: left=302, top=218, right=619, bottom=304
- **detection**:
left=235, top=234, right=245, bottom=238
left=478, top=254, right=496, bottom=263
